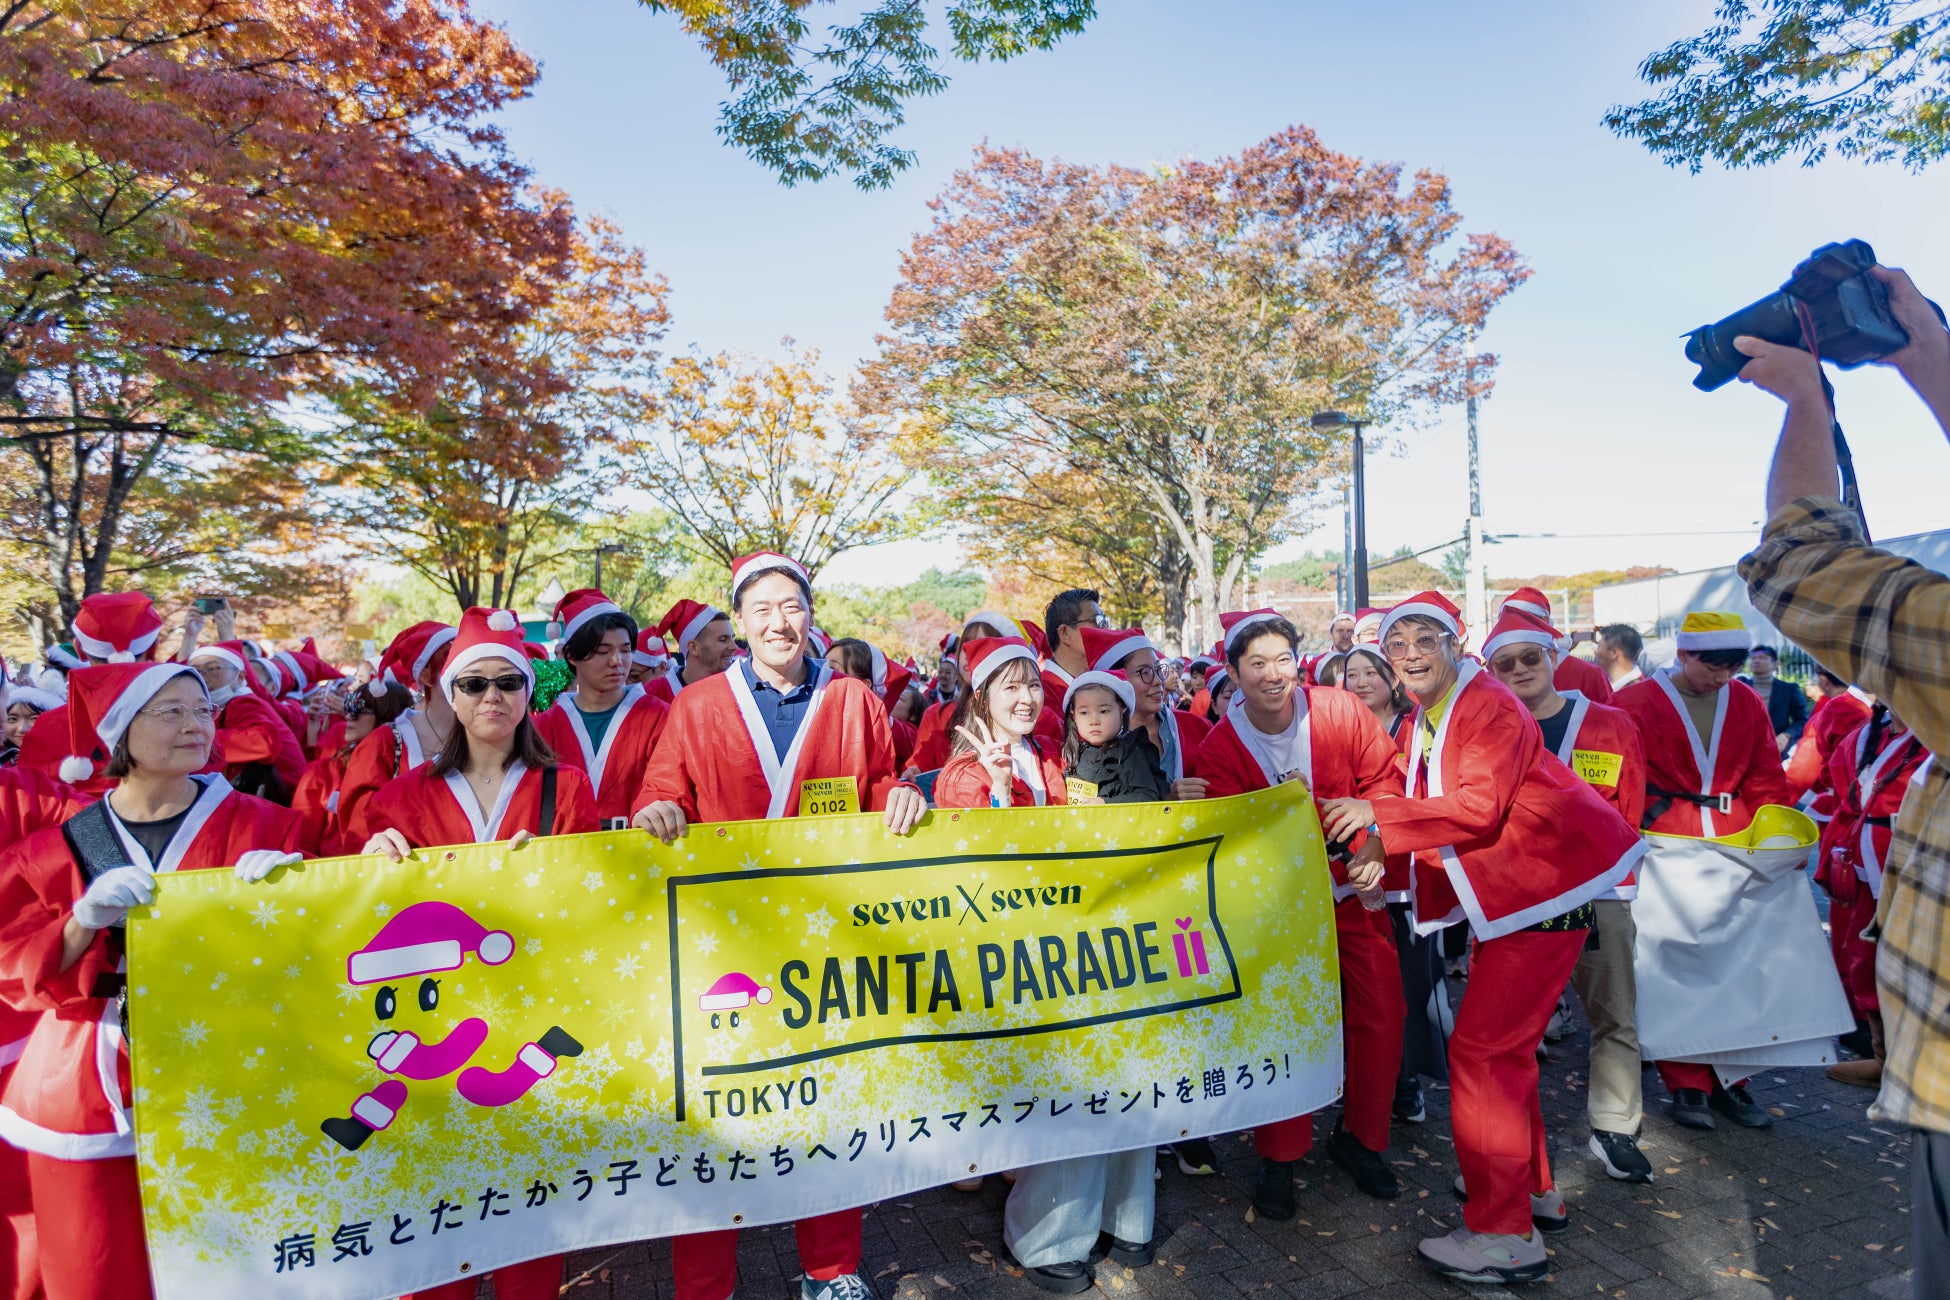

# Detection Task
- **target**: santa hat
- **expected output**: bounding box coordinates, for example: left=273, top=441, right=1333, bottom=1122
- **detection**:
left=962, top=636, right=1038, bottom=690
left=376, top=621, right=456, bottom=692
left=1313, top=652, right=1344, bottom=684
left=1206, top=664, right=1232, bottom=697
left=1377, top=591, right=1464, bottom=646
left=346, top=900, right=514, bottom=985
left=1080, top=625, right=1155, bottom=674
left=807, top=625, right=833, bottom=656
left=1063, top=668, right=1136, bottom=715
left=939, top=631, right=960, bottom=655
left=1676, top=610, right=1751, bottom=652
left=1352, top=608, right=1384, bottom=645
left=439, top=607, right=535, bottom=698
left=46, top=645, right=85, bottom=673
left=1221, top=608, right=1284, bottom=652
left=961, top=610, right=1026, bottom=643
left=553, top=588, right=625, bottom=645
left=1481, top=606, right=1562, bottom=662
left=7, top=684, right=63, bottom=714
left=271, top=651, right=313, bottom=697
left=633, top=631, right=670, bottom=671
left=730, top=552, right=811, bottom=606
left=188, top=639, right=253, bottom=677
left=881, top=658, right=914, bottom=710
left=294, top=638, right=344, bottom=680
left=59, top=663, right=207, bottom=782
left=656, top=599, right=725, bottom=652
left=71, top=592, right=162, bottom=663
left=1021, top=621, right=1050, bottom=660
left=1188, top=653, right=1216, bottom=673
left=1500, top=587, right=1554, bottom=623
left=1329, top=610, right=1355, bottom=628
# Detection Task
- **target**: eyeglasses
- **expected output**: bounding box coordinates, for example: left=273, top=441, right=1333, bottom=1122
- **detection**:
left=452, top=674, right=529, bottom=697
left=1127, top=665, right=1163, bottom=684
left=1490, top=648, right=1548, bottom=673
left=343, top=695, right=374, bottom=720
left=137, top=704, right=217, bottom=726
left=1382, top=634, right=1451, bottom=661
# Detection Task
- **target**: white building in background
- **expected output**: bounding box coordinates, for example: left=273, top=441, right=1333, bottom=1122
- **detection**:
left=1593, top=525, right=1950, bottom=668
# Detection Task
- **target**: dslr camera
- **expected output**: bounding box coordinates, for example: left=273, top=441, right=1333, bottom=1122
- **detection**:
left=1684, top=239, right=1920, bottom=391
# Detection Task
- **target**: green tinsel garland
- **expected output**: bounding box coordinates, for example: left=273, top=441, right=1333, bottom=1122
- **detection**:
left=530, top=658, right=574, bottom=713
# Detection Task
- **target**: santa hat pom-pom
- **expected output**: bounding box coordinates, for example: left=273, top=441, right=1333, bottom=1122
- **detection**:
left=366, top=678, right=386, bottom=700
left=487, top=610, right=518, bottom=633
left=59, top=756, right=93, bottom=783
left=108, top=651, right=133, bottom=664
left=544, top=620, right=563, bottom=641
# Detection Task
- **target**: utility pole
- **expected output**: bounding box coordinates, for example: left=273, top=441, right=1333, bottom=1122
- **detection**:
left=1464, top=325, right=1487, bottom=643
left=1340, top=484, right=1352, bottom=616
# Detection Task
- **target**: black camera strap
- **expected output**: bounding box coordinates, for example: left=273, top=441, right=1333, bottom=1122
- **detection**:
left=1796, top=300, right=1871, bottom=540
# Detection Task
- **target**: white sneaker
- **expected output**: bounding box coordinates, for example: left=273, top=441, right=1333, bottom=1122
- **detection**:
left=1451, top=1175, right=1570, bottom=1234
left=1416, top=1226, right=1549, bottom=1283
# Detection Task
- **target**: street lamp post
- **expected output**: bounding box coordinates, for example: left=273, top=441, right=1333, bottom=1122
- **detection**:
left=1312, top=411, right=1370, bottom=610
left=593, top=542, right=628, bottom=594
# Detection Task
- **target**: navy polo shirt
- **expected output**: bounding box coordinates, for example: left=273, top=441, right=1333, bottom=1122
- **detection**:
left=739, top=657, right=822, bottom=762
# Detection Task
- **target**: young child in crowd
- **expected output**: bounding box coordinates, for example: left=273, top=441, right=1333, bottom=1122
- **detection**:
left=1062, top=671, right=1169, bottom=804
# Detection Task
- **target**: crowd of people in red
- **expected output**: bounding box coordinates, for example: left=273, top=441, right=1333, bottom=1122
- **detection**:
left=0, top=554, right=1906, bottom=1295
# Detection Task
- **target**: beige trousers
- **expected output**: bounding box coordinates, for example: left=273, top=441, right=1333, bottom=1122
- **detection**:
left=1569, top=899, right=1642, bottom=1133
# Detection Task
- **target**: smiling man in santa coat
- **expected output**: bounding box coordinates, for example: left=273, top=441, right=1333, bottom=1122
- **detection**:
left=1319, top=592, right=1641, bottom=1286
left=1193, top=609, right=1406, bottom=1217
left=1612, top=609, right=1789, bottom=1132
left=187, top=639, right=307, bottom=801
left=1498, top=588, right=1612, bottom=704
left=1483, top=604, right=1653, bottom=1185
left=0, top=662, right=305, bottom=1300
left=631, top=552, right=926, bottom=1300
left=533, top=589, right=669, bottom=829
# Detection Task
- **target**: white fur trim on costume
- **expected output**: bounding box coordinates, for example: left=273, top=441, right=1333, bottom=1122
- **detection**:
left=440, top=644, right=534, bottom=700
left=970, top=642, right=1037, bottom=689
left=1090, top=632, right=1154, bottom=673
left=72, top=626, right=161, bottom=663
left=731, top=553, right=812, bottom=603
left=1503, top=597, right=1551, bottom=620
left=561, top=600, right=622, bottom=644
left=1063, top=670, right=1136, bottom=715
left=1377, top=601, right=1459, bottom=644
left=189, top=645, right=248, bottom=676
left=410, top=626, right=458, bottom=683
left=1480, top=628, right=1559, bottom=661
left=487, top=610, right=519, bottom=633
left=678, top=606, right=724, bottom=651
left=97, top=664, right=205, bottom=755
left=1675, top=628, right=1751, bottom=651
left=59, top=756, right=94, bottom=782
left=1223, top=611, right=1281, bottom=651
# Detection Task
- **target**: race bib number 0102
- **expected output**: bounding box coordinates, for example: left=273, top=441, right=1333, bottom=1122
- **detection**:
left=799, top=776, right=860, bottom=816
left=1572, top=749, right=1623, bottom=787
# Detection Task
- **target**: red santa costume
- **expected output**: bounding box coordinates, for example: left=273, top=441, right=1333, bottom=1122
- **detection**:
left=1078, top=625, right=1209, bottom=783
left=633, top=553, right=913, bottom=1300
left=933, top=638, right=1070, bottom=809
left=1370, top=595, right=1641, bottom=1247
left=632, top=630, right=670, bottom=683
left=645, top=598, right=727, bottom=705
left=856, top=641, right=919, bottom=773
left=531, top=590, right=670, bottom=829
left=1786, top=687, right=1875, bottom=814
left=910, top=613, right=1064, bottom=772
left=1500, top=588, right=1612, bottom=705
left=188, top=640, right=307, bottom=798
left=1193, top=629, right=1405, bottom=1175
left=333, top=621, right=455, bottom=855
left=1818, top=710, right=1928, bottom=1018
left=16, top=592, right=165, bottom=790
left=0, top=664, right=304, bottom=1300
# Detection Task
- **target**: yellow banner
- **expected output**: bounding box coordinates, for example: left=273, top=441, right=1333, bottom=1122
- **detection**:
left=129, top=785, right=1340, bottom=1300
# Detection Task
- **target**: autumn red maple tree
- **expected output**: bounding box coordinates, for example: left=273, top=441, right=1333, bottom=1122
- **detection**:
left=0, top=1, right=570, bottom=627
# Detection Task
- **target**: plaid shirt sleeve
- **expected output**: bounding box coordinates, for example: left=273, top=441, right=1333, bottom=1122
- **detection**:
left=1742, top=495, right=1950, bottom=1132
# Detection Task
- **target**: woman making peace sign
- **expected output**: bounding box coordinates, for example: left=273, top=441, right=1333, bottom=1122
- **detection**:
left=933, top=637, right=1068, bottom=810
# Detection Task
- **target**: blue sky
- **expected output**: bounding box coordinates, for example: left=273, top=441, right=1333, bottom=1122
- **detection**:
left=474, top=0, right=1950, bottom=587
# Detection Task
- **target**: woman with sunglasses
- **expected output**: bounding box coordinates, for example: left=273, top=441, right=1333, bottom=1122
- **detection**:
left=0, top=662, right=306, bottom=1300
left=357, top=608, right=594, bottom=1300
left=290, top=679, right=411, bottom=855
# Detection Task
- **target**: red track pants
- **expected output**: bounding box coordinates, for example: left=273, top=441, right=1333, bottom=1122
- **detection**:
left=1255, top=897, right=1404, bottom=1160
left=0, top=1132, right=37, bottom=1300
left=24, top=1154, right=149, bottom=1300
left=673, top=1208, right=862, bottom=1300
left=1450, top=927, right=1586, bottom=1236
left=407, top=1254, right=563, bottom=1299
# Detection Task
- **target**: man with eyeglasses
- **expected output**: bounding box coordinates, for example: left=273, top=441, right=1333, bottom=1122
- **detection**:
left=1319, top=591, right=1641, bottom=1285
left=186, top=639, right=307, bottom=805
left=1040, top=588, right=1105, bottom=709
left=1482, top=605, right=1653, bottom=1185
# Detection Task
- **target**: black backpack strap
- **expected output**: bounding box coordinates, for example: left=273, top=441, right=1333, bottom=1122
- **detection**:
left=538, top=765, right=558, bottom=838
left=390, top=721, right=405, bottom=776
left=62, top=801, right=134, bottom=885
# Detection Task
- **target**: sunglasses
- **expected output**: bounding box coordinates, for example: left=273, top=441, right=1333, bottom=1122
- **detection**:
left=452, top=673, right=529, bottom=697
left=1490, top=648, right=1548, bottom=673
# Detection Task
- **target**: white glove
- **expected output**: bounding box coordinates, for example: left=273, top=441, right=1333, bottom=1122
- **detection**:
left=73, top=866, right=156, bottom=930
left=234, top=849, right=304, bottom=883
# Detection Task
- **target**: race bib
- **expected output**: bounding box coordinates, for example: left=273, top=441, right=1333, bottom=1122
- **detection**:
left=1571, top=749, right=1623, bottom=787
left=798, top=776, right=860, bottom=817
left=1065, top=777, right=1100, bottom=803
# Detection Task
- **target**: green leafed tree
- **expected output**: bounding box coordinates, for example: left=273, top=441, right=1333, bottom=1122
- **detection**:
left=1609, top=1, right=1950, bottom=170
left=638, top=0, right=1096, bottom=187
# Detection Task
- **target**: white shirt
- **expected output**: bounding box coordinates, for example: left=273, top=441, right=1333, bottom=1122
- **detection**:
left=1010, top=741, right=1048, bottom=807
left=1239, top=699, right=1311, bottom=786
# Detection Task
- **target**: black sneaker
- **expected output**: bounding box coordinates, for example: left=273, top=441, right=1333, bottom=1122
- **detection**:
left=1668, top=1087, right=1715, bottom=1130
left=1393, top=1076, right=1426, bottom=1124
left=1708, top=1081, right=1774, bottom=1129
left=1327, top=1125, right=1399, bottom=1199
left=1099, top=1234, right=1154, bottom=1268
left=1170, top=1137, right=1218, bottom=1176
left=1838, top=1019, right=1874, bottom=1059
left=1006, top=1252, right=1092, bottom=1295
left=1252, top=1157, right=1298, bottom=1220
left=1588, top=1130, right=1653, bottom=1183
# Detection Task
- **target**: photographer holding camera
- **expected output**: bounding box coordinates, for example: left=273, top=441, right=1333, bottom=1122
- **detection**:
left=1734, top=260, right=1950, bottom=1287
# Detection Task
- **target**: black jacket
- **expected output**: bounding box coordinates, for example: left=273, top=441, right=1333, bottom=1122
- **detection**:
left=1738, top=673, right=1811, bottom=747
left=1067, top=731, right=1171, bottom=804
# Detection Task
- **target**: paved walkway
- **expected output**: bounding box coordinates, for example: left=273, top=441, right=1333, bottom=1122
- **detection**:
left=549, top=995, right=1914, bottom=1299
